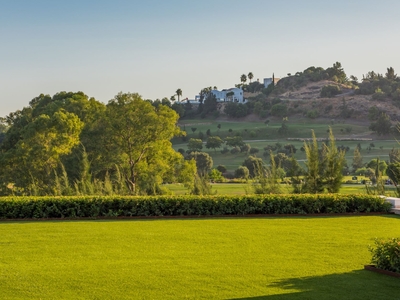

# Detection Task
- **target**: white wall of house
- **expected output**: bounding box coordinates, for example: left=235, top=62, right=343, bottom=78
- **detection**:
left=194, top=87, right=246, bottom=103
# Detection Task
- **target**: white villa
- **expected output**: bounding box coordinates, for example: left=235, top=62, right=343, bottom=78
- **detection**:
left=195, top=87, right=246, bottom=103
left=264, top=76, right=280, bottom=88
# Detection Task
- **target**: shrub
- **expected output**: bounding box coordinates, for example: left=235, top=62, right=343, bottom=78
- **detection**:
left=0, top=194, right=391, bottom=219
left=249, top=147, right=259, bottom=154
left=230, top=146, right=241, bottom=154
left=306, top=110, right=319, bottom=119
left=220, top=147, right=229, bottom=154
left=369, top=238, right=400, bottom=273
left=271, top=104, right=288, bottom=117
left=321, top=85, right=341, bottom=97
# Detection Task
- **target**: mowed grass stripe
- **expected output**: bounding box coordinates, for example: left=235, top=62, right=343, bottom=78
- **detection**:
left=1, top=216, right=400, bottom=299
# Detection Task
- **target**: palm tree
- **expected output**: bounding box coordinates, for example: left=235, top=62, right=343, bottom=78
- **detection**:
left=175, top=89, right=182, bottom=102
left=240, top=74, right=247, bottom=86
left=248, top=72, right=254, bottom=83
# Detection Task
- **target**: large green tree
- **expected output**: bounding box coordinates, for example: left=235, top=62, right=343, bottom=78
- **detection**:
left=103, top=92, right=183, bottom=194
left=0, top=107, right=83, bottom=195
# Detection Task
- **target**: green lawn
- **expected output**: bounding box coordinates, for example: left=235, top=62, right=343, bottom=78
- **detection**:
left=1, top=216, right=400, bottom=299
left=165, top=182, right=397, bottom=196
left=173, top=118, right=399, bottom=173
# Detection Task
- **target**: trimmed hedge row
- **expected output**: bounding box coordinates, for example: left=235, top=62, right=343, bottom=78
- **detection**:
left=0, top=194, right=392, bottom=219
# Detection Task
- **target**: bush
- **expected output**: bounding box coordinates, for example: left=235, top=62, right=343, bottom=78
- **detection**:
left=306, top=110, right=319, bottom=119
left=321, top=85, right=341, bottom=97
left=271, top=104, right=288, bottom=117
left=249, top=147, right=259, bottom=155
left=230, top=146, right=241, bottom=154
left=369, top=238, right=400, bottom=273
left=0, top=194, right=391, bottom=219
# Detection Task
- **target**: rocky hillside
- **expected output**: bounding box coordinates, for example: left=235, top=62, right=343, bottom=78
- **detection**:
left=243, top=80, right=400, bottom=123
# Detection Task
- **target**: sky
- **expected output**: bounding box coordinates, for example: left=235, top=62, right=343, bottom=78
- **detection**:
left=1, top=0, right=400, bottom=116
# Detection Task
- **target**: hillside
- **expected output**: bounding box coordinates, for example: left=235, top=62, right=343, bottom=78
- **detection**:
left=241, top=80, right=400, bottom=123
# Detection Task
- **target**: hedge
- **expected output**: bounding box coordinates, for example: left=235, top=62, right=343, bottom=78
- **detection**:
left=0, top=194, right=392, bottom=219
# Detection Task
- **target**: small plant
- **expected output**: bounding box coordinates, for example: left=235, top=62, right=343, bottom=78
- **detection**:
left=369, top=237, right=400, bottom=273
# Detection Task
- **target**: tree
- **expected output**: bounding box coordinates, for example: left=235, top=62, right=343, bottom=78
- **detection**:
left=171, top=102, right=185, bottom=117
left=242, top=156, right=264, bottom=178
left=187, top=138, right=203, bottom=152
left=105, top=92, right=182, bottom=194
left=271, top=103, right=287, bottom=117
left=235, top=166, right=249, bottom=180
left=186, top=152, right=213, bottom=176
left=216, top=165, right=227, bottom=173
left=240, top=74, right=247, bottom=86
left=248, top=72, right=254, bottom=83
left=176, top=89, right=182, bottom=102
left=352, top=147, right=363, bottom=172
left=369, top=113, right=392, bottom=135
left=0, top=92, right=99, bottom=195
left=323, top=128, right=345, bottom=193
left=302, top=131, right=323, bottom=193
left=385, top=67, right=397, bottom=80
left=225, top=136, right=244, bottom=148
left=389, top=148, right=400, bottom=163
left=205, top=136, right=223, bottom=152
left=387, top=163, right=400, bottom=185
left=209, top=168, right=223, bottom=182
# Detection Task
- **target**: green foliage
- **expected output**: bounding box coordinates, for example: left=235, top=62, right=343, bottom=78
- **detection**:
left=234, top=166, right=249, bottom=180
left=187, top=138, right=203, bottom=151
left=369, top=113, right=392, bottom=135
left=242, top=156, right=264, bottom=178
left=0, top=194, right=390, bottom=219
left=321, top=84, right=342, bottom=97
left=271, top=103, right=287, bottom=117
left=191, top=174, right=215, bottom=195
left=352, top=148, right=363, bottom=172
left=209, top=169, right=224, bottom=183
left=302, top=128, right=345, bottom=193
left=186, top=152, right=213, bottom=176
left=386, top=163, right=400, bottom=185
left=205, top=136, right=223, bottom=152
left=225, top=136, right=244, bottom=148
left=216, top=165, right=227, bottom=173
left=306, top=110, right=319, bottom=119
left=303, top=130, right=323, bottom=193
left=369, top=238, right=400, bottom=273
left=323, top=128, right=346, bottom=193
left=278, top=122, right=289, bottom=136
left=224, top=102, right=249, bottom=118
left=252, top=152, right=283, bottom=194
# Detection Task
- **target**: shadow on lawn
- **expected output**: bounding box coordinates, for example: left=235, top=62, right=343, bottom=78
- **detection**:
left=230, top=270, right=399, bottom=300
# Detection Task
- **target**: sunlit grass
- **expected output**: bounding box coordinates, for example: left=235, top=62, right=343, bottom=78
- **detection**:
left=1, top=216, right=400, bottom=299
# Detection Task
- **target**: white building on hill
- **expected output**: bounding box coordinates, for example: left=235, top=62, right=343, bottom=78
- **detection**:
left=195, top=87, right=246, bottom=103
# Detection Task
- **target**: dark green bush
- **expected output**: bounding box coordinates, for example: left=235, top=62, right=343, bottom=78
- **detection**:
left=369, top=237, right=400, bottom=273
left=321, top=85, right=341, bottom=97
left=0, top=194, right=391, bottom=219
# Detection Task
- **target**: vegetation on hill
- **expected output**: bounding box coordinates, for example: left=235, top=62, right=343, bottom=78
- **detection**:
left=1, top=63, right=400, bottom=197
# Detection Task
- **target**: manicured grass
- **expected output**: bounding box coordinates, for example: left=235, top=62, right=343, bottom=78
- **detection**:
left=1, top=216, right=400, bottom=299
left=173, top=118, right=399, bottom=172
left=165, top=182, right=396, bottom=196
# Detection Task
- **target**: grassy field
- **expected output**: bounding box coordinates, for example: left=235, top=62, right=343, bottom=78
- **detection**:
left=173, top=118, right=399, bottom=172
left=1, top=216, right=400, bottom=299
left=164, top=180, right=399, bottom=196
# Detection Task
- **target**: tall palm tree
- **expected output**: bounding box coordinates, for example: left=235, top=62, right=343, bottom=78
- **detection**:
left=240, top=74, right=247, bottom=86
left=248, top=72, right=254, bottom=83
left=176, top=89, right=182, bottom=102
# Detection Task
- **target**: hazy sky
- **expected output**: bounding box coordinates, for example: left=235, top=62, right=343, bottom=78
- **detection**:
left=1, top=0, right=399, bottom=116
